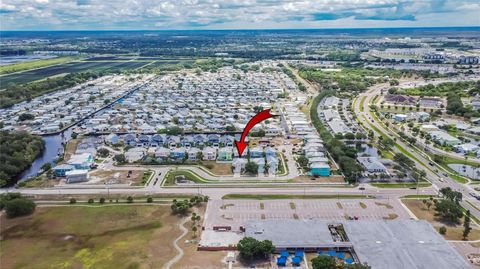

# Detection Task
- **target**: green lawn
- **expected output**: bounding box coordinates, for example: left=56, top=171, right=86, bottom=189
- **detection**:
left=371, top=181, right=432, bottom=188
left=359, top=96, right=366, bottom=112
left=450, top=174, right=468, bottom=184
left=163, top=170, right=218, bottom=185
left=0, top=56, right=78, bottom=74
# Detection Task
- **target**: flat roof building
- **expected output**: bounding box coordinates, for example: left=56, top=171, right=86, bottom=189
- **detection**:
left=245, top=219, right=468, bottom=269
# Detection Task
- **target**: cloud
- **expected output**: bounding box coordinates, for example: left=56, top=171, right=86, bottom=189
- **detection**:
left=0, top=0, right=479, bottom=30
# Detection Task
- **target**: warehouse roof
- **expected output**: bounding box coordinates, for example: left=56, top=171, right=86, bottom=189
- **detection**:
left=245, top=219, right=468, bottom=269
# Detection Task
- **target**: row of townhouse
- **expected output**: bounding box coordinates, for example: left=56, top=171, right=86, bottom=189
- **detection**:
left=319, top=97, right=353, bottom=135
left=105, top=133, right=246, bottom=148
left=123, top=144, right=281, bottom=175
left=283, top=102, right=331, bottom=176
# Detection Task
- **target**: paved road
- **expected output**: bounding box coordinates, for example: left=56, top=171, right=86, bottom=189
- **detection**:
left=353, top=77, right=480, bottom=218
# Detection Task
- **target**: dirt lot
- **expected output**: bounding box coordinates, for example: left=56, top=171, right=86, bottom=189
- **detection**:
left=402, top=199, right=480, bottom=241
left=0, top=205, right=183, bottom=269
left=64, top=139, right=80, bottom=161
left=202, top=161, right=233, bottom=175
left=88, top=169, right=145, bottom=184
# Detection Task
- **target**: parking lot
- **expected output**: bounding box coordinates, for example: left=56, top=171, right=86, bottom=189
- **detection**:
left=203, top=198, right=411, bottom=231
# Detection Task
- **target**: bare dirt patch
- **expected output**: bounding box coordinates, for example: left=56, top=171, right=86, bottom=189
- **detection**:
left=402, top=199, right=480, bottom=241
left=89, top=169, right=144, bottom=184
left=202, top=161, right=233, bottom=175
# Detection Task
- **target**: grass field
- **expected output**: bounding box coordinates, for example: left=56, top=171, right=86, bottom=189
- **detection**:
left=0, top=61, right=150, bottom=86
left=402, top=199, right=480, bottom=241
left=0, top=205, right=183, bottom=269
left=371, top=180, right=432, bottom=188
left=0, top=56, right=78, bottom=75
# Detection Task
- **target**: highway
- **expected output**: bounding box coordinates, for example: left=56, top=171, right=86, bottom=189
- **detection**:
left=353, top=77, right=480, bottom=218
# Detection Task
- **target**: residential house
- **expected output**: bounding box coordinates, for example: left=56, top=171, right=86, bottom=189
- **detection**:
left=124, top=134, right=137, bottom=146
left=249, top=147, right=264, bottom=158
left=265, top=147, right=277, bottom=157
left=266, top=156, right=279, bottom=175
left=217, top=147, right=233, bottom=161
left=220, top=135, right=234, bottom=147
left=105, top=133, right=119, bottom=145
left=232, top=158, right=248, bottom=173
left=125, top=147, right=146, bottom=163
left=252, top=158, right=265, bottom=174
left=208, top=134, right=221, bottom=146
left=310, top=162, right=330, bottom=177
left=53, top=164, right=75, bottom=177
left=67, top=153, right=94, bottom=169
left=188, top=148, right=200, bottom=161
left=202, top=147, right=217, bottom=161
left=167, top=136, right=180, bottom=148
left=193, top=134, right=206, bottom=146
left=170, top=147, right=187, bottom=160
left=155, top=147, right=170, bottom=161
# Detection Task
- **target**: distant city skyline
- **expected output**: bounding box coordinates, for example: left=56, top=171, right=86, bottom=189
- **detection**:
left=0, top=0, right=479, bottom=30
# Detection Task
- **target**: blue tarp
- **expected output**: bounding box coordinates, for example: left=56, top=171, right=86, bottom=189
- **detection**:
left=345, top=258, right=354, bottom=264
left=295, top=251, right=304, bottom=258
left=319, top=251, right=328, bottom=256
left=328, top=250, right=336, bottom=257
left=337, top=252, right=345, bottom=259
left=280, top=251, right=289, bottom=257
left=292, top=257, right=302, bottom=266
left=277, top=257, right=287, bottom=266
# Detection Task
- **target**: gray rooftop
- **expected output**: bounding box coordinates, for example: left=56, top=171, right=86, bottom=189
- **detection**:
left=245, top=219, right=469, bottom=269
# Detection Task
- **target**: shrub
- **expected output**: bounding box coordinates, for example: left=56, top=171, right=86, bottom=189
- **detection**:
left=88, top=198, right=94, bottom=204
left=127, top=196, right=134, bottom=203
left=99, top=197, right=105, bottom=204
left=147, top=197, right=153, bottom=203
left=69, top=198, right=77, bottom=204
left=5, top=198, right=36, bottom=218
left=0, top=193, right=22, bottom=209
left=439, top=226, right=447, bottom=235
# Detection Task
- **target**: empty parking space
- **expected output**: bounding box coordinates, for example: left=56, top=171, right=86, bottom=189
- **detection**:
left=204, top=198, right=411, bottom=230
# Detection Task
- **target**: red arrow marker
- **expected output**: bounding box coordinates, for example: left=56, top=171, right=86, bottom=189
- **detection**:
left=235, top=109, right=277, bottom=156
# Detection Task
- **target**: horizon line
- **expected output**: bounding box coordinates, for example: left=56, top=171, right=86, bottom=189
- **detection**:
left=1, top=26, right=480, bottom=32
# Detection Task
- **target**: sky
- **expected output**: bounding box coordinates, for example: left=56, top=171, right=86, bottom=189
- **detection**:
left=0, top=0, right=479, bottom=30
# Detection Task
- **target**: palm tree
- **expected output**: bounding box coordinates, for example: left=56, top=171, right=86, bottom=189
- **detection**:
left=192, top=226, right=198, bottom=238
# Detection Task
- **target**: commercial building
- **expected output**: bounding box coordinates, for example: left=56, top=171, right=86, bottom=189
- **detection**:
left=429, top=131, right=461, bottom=146
left=245, top=219, right=468, bottom=269
left=357, top=157, right=387, bottom=173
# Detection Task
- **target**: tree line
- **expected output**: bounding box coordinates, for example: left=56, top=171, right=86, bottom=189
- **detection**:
left=0, top=131, right=45, bottom=187
left=310, top=91, right=363, bottom=183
